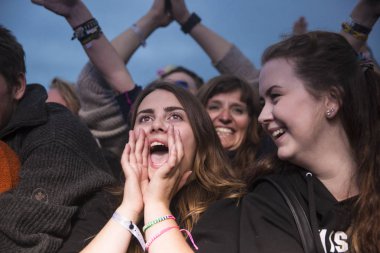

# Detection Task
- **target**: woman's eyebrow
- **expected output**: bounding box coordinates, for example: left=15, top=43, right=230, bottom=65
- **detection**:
left=136, top=108, right=154, bottom=115
left=164, top=106, right=185, bottom=112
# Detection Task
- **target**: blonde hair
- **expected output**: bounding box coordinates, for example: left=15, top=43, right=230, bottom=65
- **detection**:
left=49, top=77, right=81, bottom=115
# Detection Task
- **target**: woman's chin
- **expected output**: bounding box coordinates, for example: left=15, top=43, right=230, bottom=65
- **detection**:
left=277, top=147, right=293, bottom=161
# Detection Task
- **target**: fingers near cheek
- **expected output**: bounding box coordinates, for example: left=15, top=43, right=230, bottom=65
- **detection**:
left=142, top=138, right=149, bottom=168
left=128, top=131, right=137, bottom=165
left=135, top=129, right=145, bottom=164
left=175, top=129, right=184, bottom=161
left=128, top=130, right=136, bottom=153
left=121, top=144, right=131, bottom=174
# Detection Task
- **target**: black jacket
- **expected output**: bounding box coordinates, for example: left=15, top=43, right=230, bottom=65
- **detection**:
left=0, top=84, right=115, bottom=253
left=190, top=167, right=354, bottom=253
left=240, top=168, right=355, bottom=253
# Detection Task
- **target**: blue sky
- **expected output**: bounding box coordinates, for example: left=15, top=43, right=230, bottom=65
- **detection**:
left=1, top=0, right=379, bottom=89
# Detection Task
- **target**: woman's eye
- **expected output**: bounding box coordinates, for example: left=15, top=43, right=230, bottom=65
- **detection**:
left=270, top=93, right=281, bottom=103
left=138, top=115, right=153, bottom=123
left=231, top=107, right=246, bottom=115
left=207, top=104, right=220, bottom=111
left=259, top=98, right=265, bottom=108
left=168, top=113, right=183, bottom=121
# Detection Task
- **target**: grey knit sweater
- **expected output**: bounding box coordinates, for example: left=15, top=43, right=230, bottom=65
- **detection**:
left=0, top=84, right=115, bottom=253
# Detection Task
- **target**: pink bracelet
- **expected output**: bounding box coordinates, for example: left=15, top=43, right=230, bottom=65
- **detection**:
left=180, top=228, right=199, bottom=250
left=145, top=226, right=199, bottom=251
left=145, top=226, right=179, bottom=251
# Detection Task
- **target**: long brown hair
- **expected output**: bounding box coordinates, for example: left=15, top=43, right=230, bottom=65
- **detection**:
left=261, top=31, right=380, bottom=252
left=197, top=75, right=261, bottom=179
left=128, top=81, right=246, bottom=252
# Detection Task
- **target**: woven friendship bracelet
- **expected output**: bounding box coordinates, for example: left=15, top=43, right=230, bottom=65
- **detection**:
left=143, top=215, right=176, bottom=232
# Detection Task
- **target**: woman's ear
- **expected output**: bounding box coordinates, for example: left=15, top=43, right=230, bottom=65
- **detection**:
left=13, top=73, right=26, bottom=100
left=324, top=86, right=342, bottom=119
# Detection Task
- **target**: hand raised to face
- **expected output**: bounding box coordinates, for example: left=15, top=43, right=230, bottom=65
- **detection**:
left=144, top=125, right=192, bottom=208
left=119, top=129, right=149, bottom=221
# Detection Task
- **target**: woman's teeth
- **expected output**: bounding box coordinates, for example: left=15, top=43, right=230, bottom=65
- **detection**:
left=272, top=129, right=285, bottom=138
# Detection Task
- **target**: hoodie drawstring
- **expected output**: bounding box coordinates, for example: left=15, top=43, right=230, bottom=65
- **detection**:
left=305, top=172, right=325, bottom=253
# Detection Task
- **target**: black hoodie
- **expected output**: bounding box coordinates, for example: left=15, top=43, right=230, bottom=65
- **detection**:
left=240, top=167, right=356, bottom=253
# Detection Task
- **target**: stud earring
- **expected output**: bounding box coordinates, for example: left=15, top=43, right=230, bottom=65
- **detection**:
left=326, top=108, right=335, bottom=118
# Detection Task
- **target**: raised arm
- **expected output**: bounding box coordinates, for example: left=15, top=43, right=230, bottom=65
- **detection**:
left=32, top=0, right=135, bottom=94
left=341, top=0, right=380, bottom=53
left=170, top=0, right=260, bottom=87
left=111, top=0, right=172, bottom=64
left=32, top=0, right=139, bottom=157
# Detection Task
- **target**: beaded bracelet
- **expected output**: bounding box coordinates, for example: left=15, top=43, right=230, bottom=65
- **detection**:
left=143, top=215, right=176, bottom=232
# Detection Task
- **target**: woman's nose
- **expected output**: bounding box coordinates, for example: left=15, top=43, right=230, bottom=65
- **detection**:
left=218, top=108, right=232, bottom=124
left=258, top=104, right=273, bottom=125
left=151, top=118, right=168, bottom=132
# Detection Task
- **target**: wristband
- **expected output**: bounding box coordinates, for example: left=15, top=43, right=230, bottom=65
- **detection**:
left=71, top=18, right=102, bottom=47
left=181, top=13, right=201, bottom=34
left=341, top=22, right=368, bottom=41
left=341, top=17, right=371, bottom=42
left=346, top=17, right=371, bottom=34
left=131, top=24, right=146, bottom=47
left=112, top=212, right=146, bottom=250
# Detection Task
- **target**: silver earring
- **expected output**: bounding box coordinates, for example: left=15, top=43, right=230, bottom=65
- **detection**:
left=326, top=108, right=335, bottom=118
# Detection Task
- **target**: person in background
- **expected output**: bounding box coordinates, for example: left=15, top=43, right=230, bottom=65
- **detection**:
left=75, top=0, right=260, bottom=159
left=288, top=14, right=379, bottom=74
left=47, top=77, right=81, bottom=115
left=156, top=65, right=204, bottom=95
left=197, top=75, right=265, bottom=180
left=0, top=24, right=115, bottom=252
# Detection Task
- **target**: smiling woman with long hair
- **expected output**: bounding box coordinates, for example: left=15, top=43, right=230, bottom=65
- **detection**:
left=240, top=30, right=380, bottom=253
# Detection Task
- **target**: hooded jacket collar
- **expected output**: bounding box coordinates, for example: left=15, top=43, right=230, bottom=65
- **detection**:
left=0, top=84, right=48, bottom=138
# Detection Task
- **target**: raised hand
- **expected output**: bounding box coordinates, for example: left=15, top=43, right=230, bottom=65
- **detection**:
left=292, top=16, right=308, bottom=35
left=170, top=0, right=191, bottom=24
left=31, top=0, right=81, bottom=18
left=147, top=0, right=173, bottom=28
